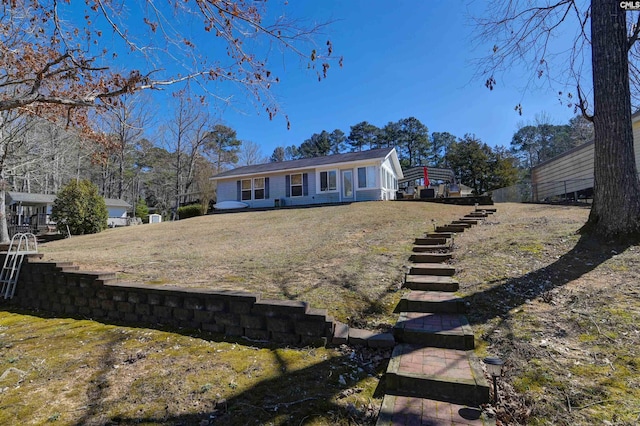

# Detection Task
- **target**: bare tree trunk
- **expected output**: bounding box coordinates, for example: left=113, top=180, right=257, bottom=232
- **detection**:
left=0, top=186, right=10, bottom=243
left=582, top=1, right=640, bottom=240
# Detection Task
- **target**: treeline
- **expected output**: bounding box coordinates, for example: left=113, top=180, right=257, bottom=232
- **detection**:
left=269, top=113, right=594, bottom=194
left=268, top=116, right=520, bottom=194
left=2, top=94, right=594, bottom=220
left=0, top=93, right=254, bottom=219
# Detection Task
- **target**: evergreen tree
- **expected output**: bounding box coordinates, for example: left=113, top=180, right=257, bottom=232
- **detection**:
left=51, top=180, right=108, bottom=235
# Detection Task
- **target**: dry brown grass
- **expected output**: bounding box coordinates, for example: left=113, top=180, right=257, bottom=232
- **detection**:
left=40, top=201, right=471, bottom=325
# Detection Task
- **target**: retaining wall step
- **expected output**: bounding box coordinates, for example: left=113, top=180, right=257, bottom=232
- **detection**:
left=376, top=395, right=495, bottom=426
left=409, top=263, right=455, bottom=276
left=404, top=275, right=459, bottom=292
left=426, top=232, right=453, bottom=239
left=453, top=219, right=478, bottom=225
left=464, top=213, right=487, bottom=218
left=435, top=225, right=467, bottom=233
left=412, top=244, right=451, bottom=253
left=393, top=312, right=474, bottom=350
left=408, top=253, right=452, bottom=263
left=385, top=344, right=490, bottom=405
left=414, top=237, right=447, bottom=245
left=449, top=221, right=472, bottom=228
left=395, top=291, right=465, bottom=314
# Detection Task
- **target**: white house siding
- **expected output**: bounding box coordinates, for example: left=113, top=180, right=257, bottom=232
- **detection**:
left=532, top=116, right=640, bottom=201
left=217, top=164, right=394, bottom=207
left=532, top=142, right=595, bottom=201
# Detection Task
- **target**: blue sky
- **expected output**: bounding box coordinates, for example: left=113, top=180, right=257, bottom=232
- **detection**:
left=89, top=1, right=582, bottom=158
left=206, top=0, right=580, bottom=158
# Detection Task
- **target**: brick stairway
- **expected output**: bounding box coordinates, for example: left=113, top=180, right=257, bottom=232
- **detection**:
left=377, top=208, right=497, bottom=426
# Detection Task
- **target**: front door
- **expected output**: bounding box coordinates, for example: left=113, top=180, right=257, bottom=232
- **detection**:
left=342, top=170, right=354, bottom=202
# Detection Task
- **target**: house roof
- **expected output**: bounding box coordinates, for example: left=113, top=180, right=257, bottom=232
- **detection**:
left=7, top=192, right=56, bottom=205
left=212, top=147, right=402, bottom=180
left=6, top=191, right=131, bottom=208
left=105, top=198, right=132, bottom=208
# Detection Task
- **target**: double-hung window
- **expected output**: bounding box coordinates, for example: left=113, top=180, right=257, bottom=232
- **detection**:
left=357, top=166, right=377, bottom=189
left=241, top=179, right=252, bottom=201
left=253, top=178, right=265, bottom=200
left=320, top=170, right=337, bottom=192
left=290, top=173, right=303, bottom=197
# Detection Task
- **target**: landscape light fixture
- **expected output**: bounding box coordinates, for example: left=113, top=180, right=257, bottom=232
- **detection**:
left=483, top=357, right=504, bottom=404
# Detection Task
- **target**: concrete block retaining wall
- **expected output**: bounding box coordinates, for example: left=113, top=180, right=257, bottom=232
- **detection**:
left=5, top=258, right=335, bottom=346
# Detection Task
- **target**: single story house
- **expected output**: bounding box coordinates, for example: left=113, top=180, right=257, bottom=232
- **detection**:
left=211, top=147, right=404, bottom=208
left=6, top=191, right=132, bottom=233
left=531, top=112, right=640, bottom=201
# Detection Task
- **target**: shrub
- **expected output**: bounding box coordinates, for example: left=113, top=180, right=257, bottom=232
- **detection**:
left=177, top=204, right=203, bottom=219
left=135, top=198, right=149, bottom=222
left=51, top=180, right=108, bottom=235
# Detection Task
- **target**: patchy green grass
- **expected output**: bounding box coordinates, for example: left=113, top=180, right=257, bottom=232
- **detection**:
left=0, top=311, right=388, bottom=425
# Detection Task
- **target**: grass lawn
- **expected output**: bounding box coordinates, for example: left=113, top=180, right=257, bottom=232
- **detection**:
left=39, top=202, right=471, bottom=327
left=2, top=202, right=637, bottom=425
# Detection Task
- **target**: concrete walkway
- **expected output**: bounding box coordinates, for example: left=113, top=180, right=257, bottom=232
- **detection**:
left=377, top=208, right=497, bottom=426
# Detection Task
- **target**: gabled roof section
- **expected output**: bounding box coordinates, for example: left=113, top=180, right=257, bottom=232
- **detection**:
left=212, top=147, right=399, bottom=180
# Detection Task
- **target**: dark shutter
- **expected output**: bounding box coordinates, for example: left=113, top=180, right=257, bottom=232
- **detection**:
left=236, top=180, right=241, bottom=201
left=303, top=173, right=309, bottom=196
left=285, top=175, right=291, bottom=197
left=265, top=177, right=270, bottom=199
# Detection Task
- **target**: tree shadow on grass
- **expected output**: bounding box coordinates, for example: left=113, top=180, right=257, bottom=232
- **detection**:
left=461, top=235, right=635, bottom=327
left=69, top=348, right=386, bottom=426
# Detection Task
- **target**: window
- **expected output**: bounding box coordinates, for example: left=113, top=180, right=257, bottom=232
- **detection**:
left=253, top=178, right=265, bottom=200
left=241, top=179, right=252, bottom=201
left=291, top=173, right=303, bottom=197
left=320, top=170, right=337, bottom=192
left=358, top=166, right=377, bottom=189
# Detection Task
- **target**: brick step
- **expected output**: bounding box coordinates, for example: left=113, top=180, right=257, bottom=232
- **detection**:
left=396, top=291, right=465, bottom=314
left=449, top=221, right=473, bottom=228
left=404, top=275, right=459, bottom=292
left=426, top=232, right=453, bottom=239
left=454, top=219, right=479, bottom=225
left=464, top=213, right=487, bottom=218
left=409, top=263, right=455, bottom=276
left=435, top=225, right=466, bottom=233
left=376, top=394, right=494, bottom=426
left=412, top=244, right=451, bottom=253
left=414, top=237, right=447, bottom=245
left=393, top=312, right=474, bottom=350
left=408, top=253, right=452, bottom=263
left=385, top=344, right=490, bottom=405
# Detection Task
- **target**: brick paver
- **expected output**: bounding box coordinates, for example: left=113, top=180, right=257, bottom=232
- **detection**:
left=378, top=395, right=490, bottom=426
left=395, top=345, right=475, bottom=380
left=398, top=312, right=468, bottom=334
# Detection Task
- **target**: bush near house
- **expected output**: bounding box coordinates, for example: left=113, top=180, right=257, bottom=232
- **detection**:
left=51, top=180, right=108, bottom=235
left=135, top=198, right=149, bottom=223
left=177, top=204, right=203, bottom=219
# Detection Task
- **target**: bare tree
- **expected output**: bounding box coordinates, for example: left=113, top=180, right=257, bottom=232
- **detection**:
left=238, top=140, right=268, bottom=166
left=95, top=94, right=153, bottom=199
left=476, top=1, right=640, bottom=241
